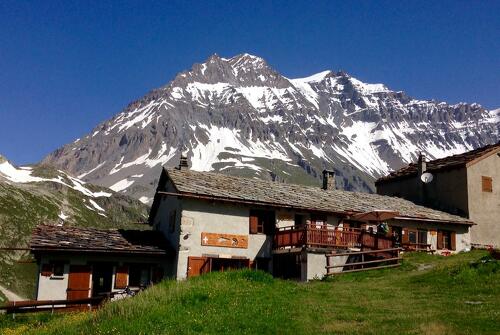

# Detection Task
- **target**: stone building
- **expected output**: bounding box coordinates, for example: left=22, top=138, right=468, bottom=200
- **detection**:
left=376, top=142, right=500, bottom=248
left=148, top=165, right=473, bottom=281
left=30, top=158, right=477, bottom=301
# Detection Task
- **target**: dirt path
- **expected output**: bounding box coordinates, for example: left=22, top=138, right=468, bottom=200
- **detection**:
left=0, top=283, right=25, bottom=302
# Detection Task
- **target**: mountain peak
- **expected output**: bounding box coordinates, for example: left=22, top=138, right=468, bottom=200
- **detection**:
left=43, top=53, right=499, bottom=204
left=292, top=70, right=332, bottom=83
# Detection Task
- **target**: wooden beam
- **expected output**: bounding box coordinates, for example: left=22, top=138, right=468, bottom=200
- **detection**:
left=326, top=263, right=401, bottom=275
left=325, top=257, right=401, bottom=268
left=327, top=248, right=402, bottom=257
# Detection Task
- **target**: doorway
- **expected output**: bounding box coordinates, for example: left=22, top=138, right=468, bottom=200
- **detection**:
left=67, top=265, right=91, bottom=300
left=91, top=263, right=113, bottom=297
left=187, top=256, right=250, bottom=278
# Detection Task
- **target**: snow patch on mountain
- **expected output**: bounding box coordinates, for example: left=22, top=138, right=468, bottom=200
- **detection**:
left=190, top=125, right=291, bottom=171
left=0, top=160, right=111, bottom=198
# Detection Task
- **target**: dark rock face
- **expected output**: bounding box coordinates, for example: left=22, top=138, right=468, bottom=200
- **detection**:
left=42, top=53, right=500, bottom=204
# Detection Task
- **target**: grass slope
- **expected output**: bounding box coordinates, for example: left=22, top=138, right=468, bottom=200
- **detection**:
left=1, top=251, right=498, bottom=335
left=0, top=164, right=149, bottom=299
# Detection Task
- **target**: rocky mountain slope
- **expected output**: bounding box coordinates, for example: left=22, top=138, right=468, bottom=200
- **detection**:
left=0, top=154, right=149, bottom=298
left=43, top=53, right=499, bottom=204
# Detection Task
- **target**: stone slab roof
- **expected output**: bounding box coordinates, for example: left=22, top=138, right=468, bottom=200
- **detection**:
left=161, top=168, right=472, bottom=225
left=376, top=142, right=500, bottom=184
left=31, top=225, right=171, bottom=255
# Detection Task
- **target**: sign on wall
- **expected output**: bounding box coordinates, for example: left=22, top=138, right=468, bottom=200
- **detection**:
left=201, top=232, right=248, bottom=249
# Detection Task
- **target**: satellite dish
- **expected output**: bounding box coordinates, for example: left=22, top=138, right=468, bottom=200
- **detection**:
left=421, top=172, right=434, bottom=183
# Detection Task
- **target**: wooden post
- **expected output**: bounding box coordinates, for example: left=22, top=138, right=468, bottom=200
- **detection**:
left=326, top=254, right=331, bottom=276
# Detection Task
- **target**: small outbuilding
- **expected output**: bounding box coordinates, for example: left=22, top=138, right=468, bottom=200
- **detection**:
left=30, top=225, right=172, bottom=301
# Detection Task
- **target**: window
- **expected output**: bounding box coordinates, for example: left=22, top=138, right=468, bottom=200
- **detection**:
left=128, top=264, right=151, bottom=287
left=482, top=176, right=493, bottom=193
left=249, top=210, right=275, bottom=234
left=311, top=214, right=327, bottom=228
left=437, top=230, right=456, bottom=250
left=408, top=230, right=417, bottom=244
left=418, top=230, right=428, bottom=245
left=403, top=228, right=428, bottom=250
left=52, top=262, right=65, bottom=277
left=294, top=214, right=304, bottom=226
left=168, top=210, right=176, bottom=233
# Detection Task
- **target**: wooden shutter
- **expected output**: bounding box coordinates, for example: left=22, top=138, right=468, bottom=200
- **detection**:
left=249, top=213, right=259, bottom=234
left=67, top=265, right=91, bottom=300
left=114, top=266, right=129, bottom=289
left=187, top=257, right=210, bottom=278
left=402, top=228, right=409, bottom=244
left=450, top=231, right=456, bottom=251
left=482, top=176, right=493, bottom=192
left=387, top=226, right=393, bottom=238
left=437, top=230, right=443, bottom=249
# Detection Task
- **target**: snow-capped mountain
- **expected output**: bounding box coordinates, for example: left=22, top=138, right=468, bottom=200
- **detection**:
left=42, top=53, right=500, bottom=204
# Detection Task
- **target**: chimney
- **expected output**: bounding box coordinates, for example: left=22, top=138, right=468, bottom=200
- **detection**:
left=322, top=170, right=335, bottom=190
left=178, top=152, right=189, bottom=170
left=417, top=152, right=426, bottom=176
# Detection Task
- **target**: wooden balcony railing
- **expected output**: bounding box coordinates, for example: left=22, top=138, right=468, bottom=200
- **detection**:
left=274, top=225, right=361, bottom=249
left=274, top=225, right=395, bottom=250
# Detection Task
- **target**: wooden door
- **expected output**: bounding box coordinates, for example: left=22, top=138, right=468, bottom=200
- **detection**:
left=67, top=265, right=91, bottom=300
left=187, top=257, right=210, bottom=278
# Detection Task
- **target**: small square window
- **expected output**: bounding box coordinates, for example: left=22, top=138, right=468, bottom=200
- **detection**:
left=52, top=262, right=65, bottom=277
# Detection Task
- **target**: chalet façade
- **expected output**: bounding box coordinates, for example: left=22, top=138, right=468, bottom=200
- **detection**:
left=148, top=157, right=473, bottom=281
left=30, top=157, right=475, bottom=300
left=376, top=142, right=500, bottom=248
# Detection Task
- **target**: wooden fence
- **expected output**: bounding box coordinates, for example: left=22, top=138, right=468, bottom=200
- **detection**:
left=0, top=296, right=106, bottom=316
left=325, top=248, right=402, bottom=276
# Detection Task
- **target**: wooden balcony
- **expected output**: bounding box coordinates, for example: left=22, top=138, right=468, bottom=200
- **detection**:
left=273, top=225, right=395, bottom=250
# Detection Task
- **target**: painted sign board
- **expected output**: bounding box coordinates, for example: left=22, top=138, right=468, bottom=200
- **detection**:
left=201, top=232, right=248, bottom=249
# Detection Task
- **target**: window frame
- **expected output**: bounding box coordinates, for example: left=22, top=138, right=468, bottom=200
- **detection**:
left=127, top=263, right=151, bottom=288
left=249, top=209, right=275, bottom=235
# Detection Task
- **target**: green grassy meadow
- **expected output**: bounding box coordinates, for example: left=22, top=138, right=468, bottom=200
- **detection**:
left=1, top=251, right=499, bottom=335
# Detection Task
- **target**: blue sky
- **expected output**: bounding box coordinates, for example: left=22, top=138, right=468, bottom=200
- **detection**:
left=1, top=0, right=499, bottom=164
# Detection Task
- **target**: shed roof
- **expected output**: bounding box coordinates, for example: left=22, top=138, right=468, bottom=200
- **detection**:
left=150, top=168, right=472, bottom=225
left=30, top=225, right=171, bottom=255
left=376, top=142, right=500, bottom=184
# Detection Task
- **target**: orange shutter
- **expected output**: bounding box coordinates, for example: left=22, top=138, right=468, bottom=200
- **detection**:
left=249, top=214, right=259, bottom=234
left=450, top=231, right=456, bottom=251
left=402, top=228, right=409, bottom=244
left=114, top=266, right=129, bottom=289
left=437, top=230, right=443, bottom=249
left=482, top=176, right=493, bottom=192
